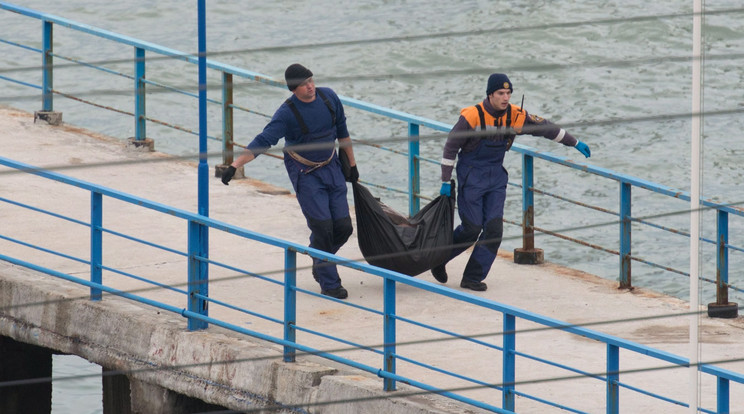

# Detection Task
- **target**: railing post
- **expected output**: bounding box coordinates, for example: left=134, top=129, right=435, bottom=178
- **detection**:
left=283, top=248, right=297, bottom=362
left=222, top=72, right=234, bottom=166
left=717, top=211, right=729, bottom=304
left=717, top=376, right=730, bottom=414
left=502, top=314, right=516, bottom=411
left=90, top=191, right=102, bottom=301
left=408, top=122, right=420, bottom=216
left=34, top=20, right=62, bottom=125
left=187, top=220, right=208, bottom=331
left=708, top=210, right=738, bottom=318
left=383, top=277, right=396, bottom=391
left=215, top=72, right=242, bottom=179
left=41, top=20, right=53, bottom=112
left=607, top=344, right=619, bottom=414
left=134, top=47, right=146, bottom=141
left=514, top=153, right=543, bottom=264
left=619, top=182, right=632, bottom=289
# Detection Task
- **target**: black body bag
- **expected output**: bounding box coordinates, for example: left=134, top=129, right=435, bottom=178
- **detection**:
left=351, top=182, right=454, bottom=276
left=339, top=149, right=455, bottom=276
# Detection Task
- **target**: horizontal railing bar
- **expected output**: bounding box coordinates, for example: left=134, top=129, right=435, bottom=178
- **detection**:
left=0, top=195, right=90, bottom=227
left=392, top=353, right=504, bottom=392
left=292, top=325, right=385, bottom=357
left=192, top=292, right=283, bottom=325
left=101, top=264, right=188, bottom=295
left=144, top=115, right=219, bottom=141
left=228, top=102, right=272, bottom=118
left=143, top=78, right=223, bottom=108
left=55, top=89, right=134, bottom=116
left=632, top=216, right=722, bottom=248
left=511, top=389, right=588, bottom=414
left=533, top=187, right=619, bottom=216
left=627, top=255, right=719, bottom=287
left=0, top=36, right=42, bottom=53
left=52, top=52, right=134, bottom=80
left=513, top=349, right=605, bottom=382
left=102, top=227, right=186, bottom=257
left=0, top=74, right=41, bottom=89
left=291, top=285, right=384, bottom=316
left=416, top=154, right=441, bottom=166
left=534, top=226, right=620, bottom=256
left=727, top=242, right=744, bottom=254
left=200, top=258, right=282, bottom=286
left=0, top=233, right=89, bottom=267
left=515, top=143, right=744, bottom=216
left=615, top=379, right=687, bottom=408
left=356, top=140, right=409, bottom=157
left=373, top=370, right=510, bottom=414
left=394, top=314, right=503, bottom=352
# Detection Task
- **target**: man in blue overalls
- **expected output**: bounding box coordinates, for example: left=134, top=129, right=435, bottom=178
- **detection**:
left=432, top=73, right=591, bottom=291
left=222, top=64, right=359, bottom=299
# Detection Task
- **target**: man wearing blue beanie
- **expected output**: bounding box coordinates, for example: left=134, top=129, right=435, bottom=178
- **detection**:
left=432, top=73, right=591, bottom=291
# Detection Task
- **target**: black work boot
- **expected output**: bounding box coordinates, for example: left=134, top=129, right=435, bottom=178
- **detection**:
left=321, top=286, right=349, bottom=299
left=460, top=279, right=487, bottom=291
left=431, top=263, right=448, bottom=283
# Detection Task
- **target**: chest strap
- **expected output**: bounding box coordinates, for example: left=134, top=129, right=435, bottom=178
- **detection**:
left=476, top=103, right=515, bottom=150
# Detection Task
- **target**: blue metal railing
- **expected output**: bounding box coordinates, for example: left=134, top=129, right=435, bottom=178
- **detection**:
left=2, top=4, right=744, bottom=412
left=2, top=155, right=743, bottom=413
left=1, top=1, right=741, bottom=309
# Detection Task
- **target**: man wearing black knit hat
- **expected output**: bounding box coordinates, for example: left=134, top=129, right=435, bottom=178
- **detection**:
left=431, top=73, right=591, bottom=291
left=221, top=63, right=359, bottom=300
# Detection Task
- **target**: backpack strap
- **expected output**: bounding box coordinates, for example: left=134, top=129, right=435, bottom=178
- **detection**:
left=316, top=89, right=336, bottom=125
left=284, top=88, right=337, bottom=135
left=284, top=99, right=309, bottom=135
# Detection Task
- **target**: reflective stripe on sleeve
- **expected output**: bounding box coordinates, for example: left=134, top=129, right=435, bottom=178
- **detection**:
left=552, top=128, right=566, bottom=142
left=441, top=158, right=456, bottom=166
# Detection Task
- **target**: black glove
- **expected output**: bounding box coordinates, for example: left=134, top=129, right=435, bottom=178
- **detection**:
left=221, top=165, right=236, bottom=185
left=347, top=165, right=359, bottom=183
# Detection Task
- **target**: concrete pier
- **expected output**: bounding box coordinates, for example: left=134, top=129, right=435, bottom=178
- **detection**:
left=1, top=106, right=744, bottom=413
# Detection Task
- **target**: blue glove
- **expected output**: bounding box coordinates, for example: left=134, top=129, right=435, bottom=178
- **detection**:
left=575, top=140, right=591, bottom=158
left=439, top=182, right=451, bottom=196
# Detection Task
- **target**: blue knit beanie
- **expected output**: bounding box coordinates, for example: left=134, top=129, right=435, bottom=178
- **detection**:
left=486, top=73, right=513, bottom=96
left=285, top=63, right=313, bottom=91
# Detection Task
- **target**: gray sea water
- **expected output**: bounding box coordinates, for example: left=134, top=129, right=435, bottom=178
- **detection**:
left=2, top=1, right=744, bottom=412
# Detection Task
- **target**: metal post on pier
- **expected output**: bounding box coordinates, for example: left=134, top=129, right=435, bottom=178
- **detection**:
left=514, top=153, right=544, bottom=264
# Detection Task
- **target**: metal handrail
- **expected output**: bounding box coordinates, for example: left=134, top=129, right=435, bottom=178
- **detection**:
left=2, top=153, right=743, bottom=412
left=1, top=4, right=743, bottom=412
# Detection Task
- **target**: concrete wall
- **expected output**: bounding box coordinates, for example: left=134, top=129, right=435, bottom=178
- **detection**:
left=0, top=262, right=488, bottom=414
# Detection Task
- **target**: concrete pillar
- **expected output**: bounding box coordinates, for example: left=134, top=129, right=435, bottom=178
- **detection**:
left=0, top=336, right=53, bottom=413
left=103, top=367, right=132, bottom=414
left=129, top=378, right=228, bottom=414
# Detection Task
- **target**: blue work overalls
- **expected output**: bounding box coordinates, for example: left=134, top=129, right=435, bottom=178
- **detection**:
left=450, top=103, right=520, bottom=283
left=283, top=90, right=352, bottom=290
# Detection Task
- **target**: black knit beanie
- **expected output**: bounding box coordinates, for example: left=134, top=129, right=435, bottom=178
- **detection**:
left=285, top=63, right=313, bottom=91
left=486, top=73, right=513, bottom=96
